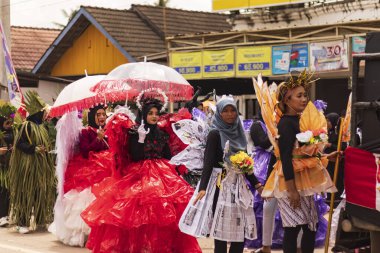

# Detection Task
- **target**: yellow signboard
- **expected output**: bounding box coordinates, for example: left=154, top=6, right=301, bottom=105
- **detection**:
left=212, top=0, right=311, bottom=11
left=236, top=46, right=272, bottom=77
left=202, top=49, right=235, bottom=78
left=170, top=51, right=202, bottom=80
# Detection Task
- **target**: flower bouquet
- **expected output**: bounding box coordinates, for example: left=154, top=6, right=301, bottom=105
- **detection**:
left=295, top=129, right=328, bottom=156
left=296, top=129, right=328, bottom=145
left=229, top=151, right=254, bottom=175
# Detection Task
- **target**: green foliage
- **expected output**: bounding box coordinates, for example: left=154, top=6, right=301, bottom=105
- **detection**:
left=53, top=8, right=79, bottom=28
left=13, top=111, right=24, bottom=127
left=9, top=122, right=56, bottom=226
left=0, top=101, right=16, bottom=119
left=155, top=0, right=170, bottom=7
left=24, top=91, right=46, bottom=116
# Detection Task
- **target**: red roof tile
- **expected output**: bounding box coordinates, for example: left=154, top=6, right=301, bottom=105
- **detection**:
left=11, top=26, right=60, bottom=71
left=131, top=5, right=232, bottom=37
left=84, top=7, right=165, bottom=58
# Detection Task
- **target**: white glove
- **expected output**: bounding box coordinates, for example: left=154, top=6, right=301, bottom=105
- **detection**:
left=138, top=120, right=150, bottom=143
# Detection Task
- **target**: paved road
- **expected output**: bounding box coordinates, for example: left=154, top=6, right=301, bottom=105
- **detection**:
left=0, top=226, right=327, bottom=253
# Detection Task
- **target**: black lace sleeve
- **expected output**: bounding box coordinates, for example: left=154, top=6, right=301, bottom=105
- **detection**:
left=128, top=128, right=145, bottom=162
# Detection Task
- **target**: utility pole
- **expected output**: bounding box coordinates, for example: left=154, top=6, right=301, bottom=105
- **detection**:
left=0, top=0, right=10, bottom=99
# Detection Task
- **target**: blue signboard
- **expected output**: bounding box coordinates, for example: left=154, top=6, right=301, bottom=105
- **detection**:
left=290, top=43, right=309, bottom=72
left=272, top=45, right=291, bottom=75
left=352, top=36, right=365, bottom=55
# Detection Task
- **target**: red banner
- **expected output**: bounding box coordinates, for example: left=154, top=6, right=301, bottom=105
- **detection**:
left=345, top=147, right=380, bottom=211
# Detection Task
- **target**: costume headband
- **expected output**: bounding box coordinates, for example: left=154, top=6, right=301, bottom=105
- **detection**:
left=278, top=70, right=318, bottom=101
left=136, top=88, right=168, bottom=113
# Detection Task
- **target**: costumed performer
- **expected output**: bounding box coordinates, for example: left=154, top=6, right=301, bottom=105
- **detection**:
left=186, top=95, right=261, bottom=253
left=261, top=71, right=337, bottom=253
left=170, top=107, right=211, bottom=188
left=246, top=113, right=280, bottom=253
left=0, top=102, right=16, bottom=227
left=247, top=101, right=330, bottom=252
left=81, top=90, right=201, bottom=253
left=9, top=91, right=56, bottom=234
left=50, top=105, right=113, bottom=246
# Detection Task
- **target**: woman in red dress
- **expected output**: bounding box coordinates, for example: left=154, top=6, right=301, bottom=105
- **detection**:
left=81, top=97, right=201, bottom=253
left=50, top=105, right=113, bottom=247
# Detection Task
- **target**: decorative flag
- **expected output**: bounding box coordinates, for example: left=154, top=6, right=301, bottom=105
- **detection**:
left=341, top=93, right=352, bottom=142
left=0, top=20, right=26, bottom=117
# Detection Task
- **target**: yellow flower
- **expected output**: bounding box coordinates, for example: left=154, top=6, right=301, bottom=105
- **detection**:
left=230, top=155, right=238, bottom=164
left=230, top=151, right=254, bottom=174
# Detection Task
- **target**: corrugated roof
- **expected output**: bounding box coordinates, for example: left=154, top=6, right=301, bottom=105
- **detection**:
left=11, top=26, right=60, bottom=71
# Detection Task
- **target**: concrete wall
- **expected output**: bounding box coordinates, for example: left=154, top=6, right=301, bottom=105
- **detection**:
left=232, top=0, right=380, bottom=31
left=22, top=80, right=66, bottom=105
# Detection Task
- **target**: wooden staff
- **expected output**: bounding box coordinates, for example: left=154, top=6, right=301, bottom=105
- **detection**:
left=324, top=117, right=344, bottom=253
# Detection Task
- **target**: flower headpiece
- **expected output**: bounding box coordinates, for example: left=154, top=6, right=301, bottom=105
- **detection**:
left=136, top=88, right=168, bottom=113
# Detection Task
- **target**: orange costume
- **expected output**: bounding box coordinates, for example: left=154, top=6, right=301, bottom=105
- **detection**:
left=261, top=102, right=336, bottom=198
left=252, top=72, right=336, bottom=198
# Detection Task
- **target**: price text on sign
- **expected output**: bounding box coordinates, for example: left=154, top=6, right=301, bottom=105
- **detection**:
left=238, top=62, right=270, bottom=71
left=326, top=45, right=341, bottom=57
left=174, top=66, right=201, bottom=75
left=204, top=64, right=234, bottom=72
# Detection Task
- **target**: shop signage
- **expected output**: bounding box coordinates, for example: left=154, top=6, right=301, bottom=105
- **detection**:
left=352, top=36, right=366, bottom=55
left=272, top=45, right=291, bottom=75
left=272, top=43, right=309, bottom=74
left=170, top=51, right=202, bottom=80
left=212, top=0, right=312, bottom=11
left=289, top=43, right=309, bottom=72
left=236, top=46, right=272, bottom=77
left=310, top=40, right=348, bottom=72
left=202, top=49, right=235, bottom=78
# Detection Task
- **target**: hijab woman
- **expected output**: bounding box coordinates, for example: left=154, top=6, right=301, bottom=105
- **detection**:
left=50, top=105, right=113, bottom=247
left=182, top=96, right=261, bottom=253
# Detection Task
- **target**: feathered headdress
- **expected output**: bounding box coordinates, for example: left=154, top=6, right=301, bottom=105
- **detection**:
left=24, top=90, right=47, bottom=116
left=277, top=70, right=318, bottom=102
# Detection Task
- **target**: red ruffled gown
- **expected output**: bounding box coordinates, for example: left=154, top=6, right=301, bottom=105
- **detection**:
left=64, top=127, right=114, bottom=193
left=50, top=127, right=114, bottom=247
left=81, top=118, right=201, bottom=253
